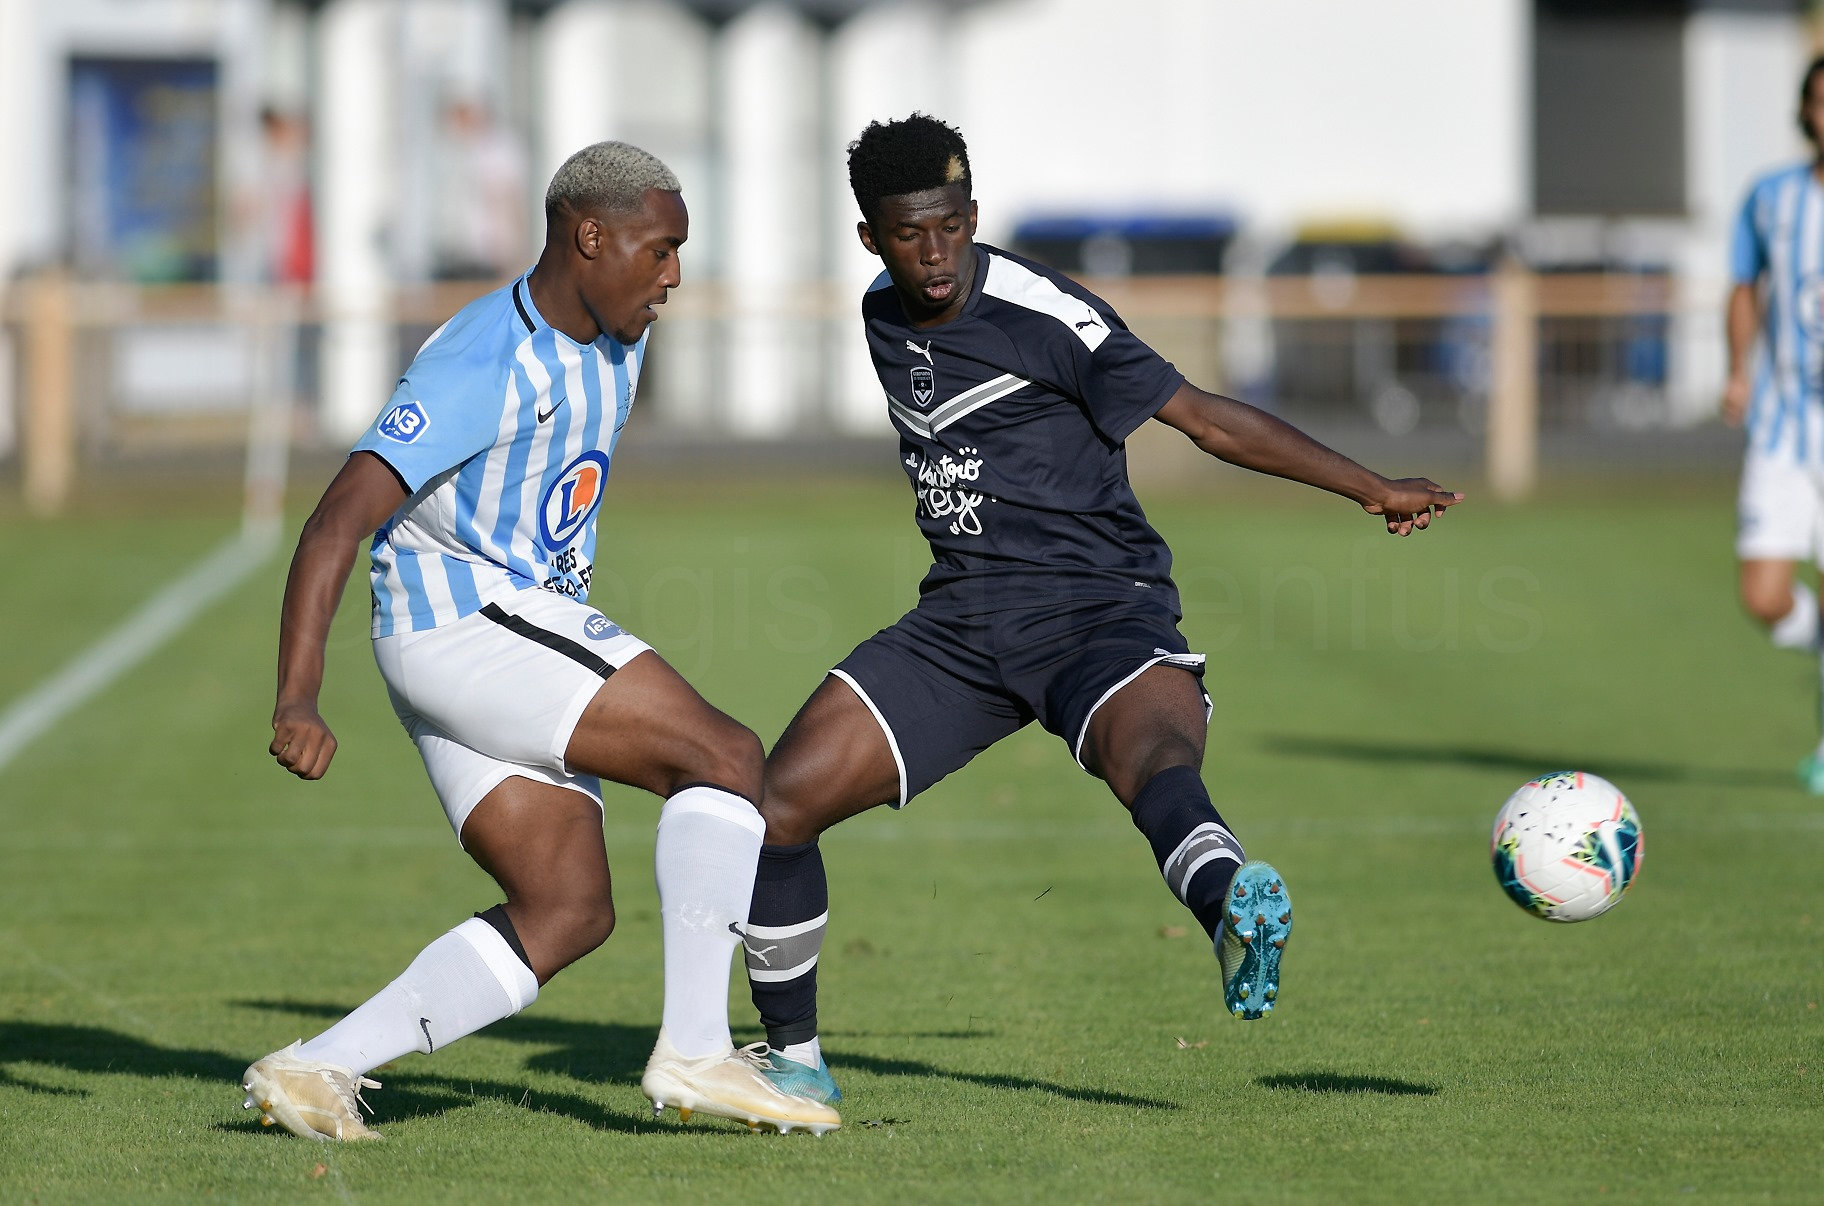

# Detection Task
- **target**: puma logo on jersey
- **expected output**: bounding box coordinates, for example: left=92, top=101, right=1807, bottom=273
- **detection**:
left=536, top=395, right=566, bottom=423
left=1074, top=316, right=1102, bottom=331
left=906, top=339, right=933, bottom=364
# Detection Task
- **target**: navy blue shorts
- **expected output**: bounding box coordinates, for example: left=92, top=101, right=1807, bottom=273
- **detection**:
left=831, top=597, right=1209, bottom=807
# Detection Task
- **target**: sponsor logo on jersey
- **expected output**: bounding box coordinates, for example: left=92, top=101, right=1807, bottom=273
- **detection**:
left=582, top=613, right=622, bottom=641
left=539, top=450, right=611, bottom=551
left=378, top=400, right=430, bottom=444
left=910, top=365, right=935, bottom=408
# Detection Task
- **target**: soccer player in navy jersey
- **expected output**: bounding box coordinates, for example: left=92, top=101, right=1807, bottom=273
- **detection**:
left=241, top=142, right=837, bottom=1139
left=742, top=114, right=1463, bottom=1104
left=1724, top=56, right=1824, bottom=793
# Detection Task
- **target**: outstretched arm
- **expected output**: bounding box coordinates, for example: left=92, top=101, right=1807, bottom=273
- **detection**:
left=271, top=451, right=407, bottom=779
left=1152, top=382, right=1463, bottom=535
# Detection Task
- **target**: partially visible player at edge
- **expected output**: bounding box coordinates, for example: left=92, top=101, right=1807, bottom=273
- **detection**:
left=241, top=141, right=838, bottom=1139
left=738, top=115, right=1464, bottom=1104
left=1724, top=54, right=1824, bottom=794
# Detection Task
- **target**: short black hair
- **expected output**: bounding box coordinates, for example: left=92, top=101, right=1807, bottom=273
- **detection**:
left=848, top=113, right=971, bottom=223
left=1801, top=55, right=1824, bottom=144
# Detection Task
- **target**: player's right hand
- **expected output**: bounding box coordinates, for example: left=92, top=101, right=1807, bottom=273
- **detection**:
left=271, top=701, right=337, bottom=780
left=1722, top=374, right=1751, bottom=427
left=1362, top=477, right=1464, bottom=536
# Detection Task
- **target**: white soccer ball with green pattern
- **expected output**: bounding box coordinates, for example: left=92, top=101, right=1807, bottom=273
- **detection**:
left=1490, top=771, right=1643, bottom=922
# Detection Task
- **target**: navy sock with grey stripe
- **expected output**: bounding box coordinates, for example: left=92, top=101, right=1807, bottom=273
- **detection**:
left=744, top=842, right=829, bottom=1049
left=1129, top=765, right=1244, bottom=941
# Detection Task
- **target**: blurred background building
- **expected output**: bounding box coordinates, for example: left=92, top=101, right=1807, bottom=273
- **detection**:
left=0, top=0, right=1818, bottom=504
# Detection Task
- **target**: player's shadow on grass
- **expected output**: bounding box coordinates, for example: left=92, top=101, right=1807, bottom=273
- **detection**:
left=0, top=1017, right=679, bottom=1139
left=828, top=1051, right=1176, bottom=1111
left=1261, top=735, right=1795, bottom=789
left=0, top=1021, right=242, bottom=1094
left=241, top=999, right=1174, bottom=1112
left=236, top=999, right=685, bottom=1135
left=1257, top=1071, right=1438, bottom=1097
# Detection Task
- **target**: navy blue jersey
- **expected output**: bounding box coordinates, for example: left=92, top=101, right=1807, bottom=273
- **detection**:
left=865, top=243, right=1186, bottom=614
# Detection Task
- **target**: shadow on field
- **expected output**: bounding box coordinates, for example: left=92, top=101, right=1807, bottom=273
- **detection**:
left=1257, top=1071, right=1437, bottom=1096
left=0, top=1021, right=241, bottom=1093
left=829, top=1050, right=1177, bottom=1110
left=1261, top=735, right=1795, bottom=789
left=236, top=999, right=680, bottom=1135
left=0, top=1017, right=673, bottom=1138
left=242, top=1000, right=1175, bottom=1112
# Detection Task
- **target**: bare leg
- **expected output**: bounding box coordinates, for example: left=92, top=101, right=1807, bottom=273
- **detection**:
left=1740, top=557, right=1804, bottom=632
left=460, top=778, right=616, bottom=984
left=1085, top=662, right=1287, bottom=1019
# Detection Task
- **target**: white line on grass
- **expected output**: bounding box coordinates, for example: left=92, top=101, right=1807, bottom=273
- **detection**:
left=0, top=524, right=279, bottom=775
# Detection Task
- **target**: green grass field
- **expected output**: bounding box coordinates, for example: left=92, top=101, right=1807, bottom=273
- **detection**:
left=0, top=469, right=1819, bottom=1202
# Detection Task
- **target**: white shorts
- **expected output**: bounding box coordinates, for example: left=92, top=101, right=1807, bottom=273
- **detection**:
left=1737, top=449, right=1824, bottom=562
left=372, top=589, right=652, bottom=843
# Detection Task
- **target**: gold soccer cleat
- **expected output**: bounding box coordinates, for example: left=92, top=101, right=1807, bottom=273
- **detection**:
left=641, top=1029, right=841, bottom=1136
left=240, top=1041, right=383, bottom=1142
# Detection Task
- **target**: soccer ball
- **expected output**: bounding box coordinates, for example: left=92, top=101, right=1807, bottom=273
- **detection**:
left=1490, top=771, right=1643, bottom=922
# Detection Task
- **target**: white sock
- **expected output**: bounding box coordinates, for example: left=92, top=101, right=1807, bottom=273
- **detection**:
left=296, top=918, right=538, bottom=1076
left=1771, top=582, right=1820, bottom=650
left=780, top=1037, right=822, bottom=1068
left=655, top=785, right=766, bottom=1059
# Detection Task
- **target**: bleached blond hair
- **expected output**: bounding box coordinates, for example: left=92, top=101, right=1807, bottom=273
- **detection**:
left=544, top=141, right=679, bottom=218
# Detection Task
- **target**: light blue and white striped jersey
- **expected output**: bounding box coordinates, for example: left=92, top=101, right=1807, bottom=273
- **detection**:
left=1733, top=163, right=1824, bottom=462
left=352, top=272, right=643, bottom=637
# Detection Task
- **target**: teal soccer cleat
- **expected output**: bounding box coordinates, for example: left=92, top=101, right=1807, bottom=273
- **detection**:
left=1217, top=861, right=1291, bottom=1020
left=1799, top=755, right=1824, bottom=796
left=750, top=1046, right=843, bottom=1105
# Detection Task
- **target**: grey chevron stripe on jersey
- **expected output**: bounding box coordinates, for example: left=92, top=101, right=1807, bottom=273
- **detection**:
left=1162, top=823, right=1244, bottom=905
left=887, top=372, right=1030, bottom=438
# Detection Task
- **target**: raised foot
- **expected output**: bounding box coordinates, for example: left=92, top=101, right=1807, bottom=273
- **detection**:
left=1216, top=861, right=1293, bottom=1021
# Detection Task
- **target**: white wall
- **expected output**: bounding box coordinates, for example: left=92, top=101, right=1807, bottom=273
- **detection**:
left=0, top=0, right=38, bottom=458
left=828, top=0, right=954, bottom=430
left=1673, top=10, right=1810, bottom=422
left=1686, top=11, right=1810, bottom=271
left=957, top=0, right=1530, bottom=242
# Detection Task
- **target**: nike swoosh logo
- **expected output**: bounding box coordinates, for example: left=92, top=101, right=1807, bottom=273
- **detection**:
left=537, top=397, right=566, bottom=423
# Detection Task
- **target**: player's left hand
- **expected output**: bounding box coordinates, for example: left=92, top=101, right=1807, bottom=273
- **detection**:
left=1362, top=477, right=1463, bottom=536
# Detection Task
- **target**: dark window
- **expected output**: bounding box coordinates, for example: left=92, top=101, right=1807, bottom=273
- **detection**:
left=1532, top=12, right=1685, bottom=215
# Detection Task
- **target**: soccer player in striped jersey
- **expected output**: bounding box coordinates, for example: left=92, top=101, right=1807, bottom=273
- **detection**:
left=739, top=114, right=1463, bottom=1105
left=1725, top=55, right=1824, bottom=794
left=240, top=142, right=837, bottom=1139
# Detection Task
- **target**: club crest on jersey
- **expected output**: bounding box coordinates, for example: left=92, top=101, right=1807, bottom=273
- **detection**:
left=910, top=365, right=935, bottom=408
left=377, top=400, right=429, bottom=444
left=539, top=451, right=610, bottom=551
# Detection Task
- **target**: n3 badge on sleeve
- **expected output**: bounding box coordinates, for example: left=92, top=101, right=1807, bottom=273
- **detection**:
left=378, top=400, right=431, bottom=444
